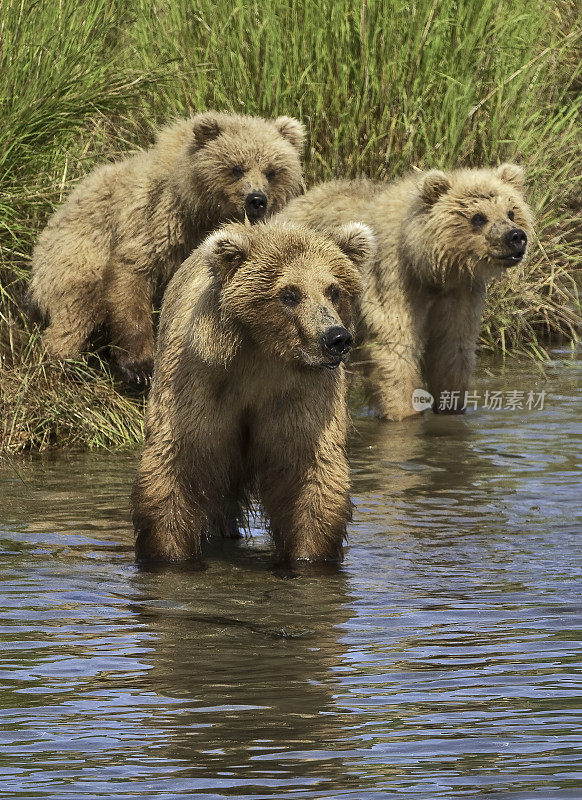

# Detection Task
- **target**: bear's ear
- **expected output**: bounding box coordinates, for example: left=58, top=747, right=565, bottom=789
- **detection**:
left=272, top=116, right=306, bottom=151
left=203, top=225, right=253, bottom=284
left=192, top=112, right=223, bottom=148
left=419, top=170, right=452, bottom=205
left=496, top=162, right=525, bottom=188
left=328, top=222, right=375, bottom=273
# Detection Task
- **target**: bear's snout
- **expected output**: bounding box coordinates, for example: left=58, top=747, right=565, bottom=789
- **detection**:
left=503, top=228, right=527, bottom=255
left=322, top=326, right=353, bottom=358
left=245, top=192, right=268, bottom=222
left=503, top=227, right=527, bottom=256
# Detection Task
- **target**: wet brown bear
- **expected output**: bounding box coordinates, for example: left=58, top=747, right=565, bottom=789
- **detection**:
left=29, top=112, right=306, bottom=384
left=280, top=164, right=534, bottom=419
left=132, top=220, right=374, bottom=564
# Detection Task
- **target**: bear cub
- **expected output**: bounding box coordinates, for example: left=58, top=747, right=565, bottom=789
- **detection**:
left=29, top=112, right=306, bottom=384
left=280, top=164, right=534, bottom=419
left=132, top=220, right=374, bottom=564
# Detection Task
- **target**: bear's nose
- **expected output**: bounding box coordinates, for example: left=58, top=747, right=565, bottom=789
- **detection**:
left=322, top=326, right=352, bottom=356
left=504, top=227, right=527, bottom=254
left=245, top=192, right=268, bottom=221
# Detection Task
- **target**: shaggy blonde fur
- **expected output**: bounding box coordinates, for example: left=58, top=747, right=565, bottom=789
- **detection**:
left=132, top=219, right=374, bottom=564
left=279, top=164, right=534, bottom=419
left=29, top=112, right=306, bottom=383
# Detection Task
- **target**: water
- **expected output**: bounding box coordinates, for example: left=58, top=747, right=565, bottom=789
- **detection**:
left=1, top=351, right=581, bottom=799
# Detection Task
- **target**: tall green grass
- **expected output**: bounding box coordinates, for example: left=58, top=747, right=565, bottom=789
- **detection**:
left=1, top=0, right=580, bottom=452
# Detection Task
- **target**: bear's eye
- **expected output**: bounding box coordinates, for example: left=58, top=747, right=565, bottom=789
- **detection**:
left=280, top=286, right=302, bottom=307
left=231, top=165, right=244, bottom=179
left=471, top=213, right=488, bottom=227
left=327, top=284, right=341, bottom=304
left=265, top=169, right=276, bottom=181
left=508, top=210, right=515, bottom=221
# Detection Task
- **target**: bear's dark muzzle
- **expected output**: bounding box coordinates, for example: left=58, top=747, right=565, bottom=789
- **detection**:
left=504, top=227, right=527, bottom=256
left=245, top=192, right=268, bottom=222
left=322, top=326, right=352, bottom=357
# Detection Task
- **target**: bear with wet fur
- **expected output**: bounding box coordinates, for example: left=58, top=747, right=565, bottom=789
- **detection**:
left=279, top=164, right=533, bottom=419
left=29, top=112, right=306, bottom=384
left=132, top=220, right=374, bottom=564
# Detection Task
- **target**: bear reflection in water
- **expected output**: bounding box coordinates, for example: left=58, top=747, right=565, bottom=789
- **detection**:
left=128, top=556, right=357, bottom=795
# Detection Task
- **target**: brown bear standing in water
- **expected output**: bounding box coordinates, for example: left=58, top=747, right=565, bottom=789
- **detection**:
left=132, top=220, right=374, bottom=564
left=28, top=112, right=306, bottom=384
left=279, top=164, right=534, bottom=419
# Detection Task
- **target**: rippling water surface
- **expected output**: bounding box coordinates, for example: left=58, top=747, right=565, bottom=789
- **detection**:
left=1, top=352, right=581, bottom=799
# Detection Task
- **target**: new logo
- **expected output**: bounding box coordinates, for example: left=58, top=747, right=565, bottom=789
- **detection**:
left=411, top=389, right=434, bottom=411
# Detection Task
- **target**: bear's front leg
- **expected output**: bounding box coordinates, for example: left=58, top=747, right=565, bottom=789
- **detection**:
left=104, top=263, right=155, bottom=385
left=132, top=391, right=245, bottom=563
left=132, top=448, right=205, bottom=563
left=423, top=286, right=486, bottom=413
left=257, top=406, right=352, bottom=562
left=356, top=340, right=424, bottom=421
left=357, top=283, right=426, bottom=421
